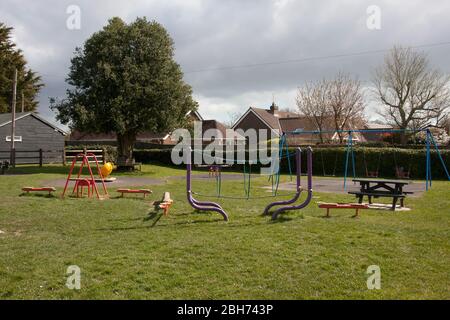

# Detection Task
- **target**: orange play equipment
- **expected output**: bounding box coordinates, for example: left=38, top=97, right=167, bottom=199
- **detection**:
left=101, top=162, right=114, bottom=178
left=62, top=153, right=109, bottom=199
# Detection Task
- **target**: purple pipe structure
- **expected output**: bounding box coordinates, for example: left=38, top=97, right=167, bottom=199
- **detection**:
left=264, top=147, right=313, bottom=220
left=187, top=162, right=229, bottom=221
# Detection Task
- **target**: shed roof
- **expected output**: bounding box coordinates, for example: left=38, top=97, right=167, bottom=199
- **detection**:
left=0, top=112, right=66, bottom=135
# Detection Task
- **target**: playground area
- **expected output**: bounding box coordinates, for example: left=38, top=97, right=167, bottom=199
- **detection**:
left=0, top=159, right=449, bottom=299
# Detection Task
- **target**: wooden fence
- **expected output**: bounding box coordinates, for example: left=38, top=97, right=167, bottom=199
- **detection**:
left=0, top=149, right=64, bottom=166
left=0, top=148, right=106, bottom=167
left=63, top=148, right=106, bottom=166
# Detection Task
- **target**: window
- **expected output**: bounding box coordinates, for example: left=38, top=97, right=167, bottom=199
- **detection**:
left=5, top=136, right=22, bottom=142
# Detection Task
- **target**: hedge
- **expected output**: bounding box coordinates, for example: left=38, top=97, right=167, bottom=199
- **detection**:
left=134, top=147, right=450, bottom=180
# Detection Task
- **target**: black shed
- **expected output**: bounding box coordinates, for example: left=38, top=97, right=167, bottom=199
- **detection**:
left=0, top=112, right=66, bottom=164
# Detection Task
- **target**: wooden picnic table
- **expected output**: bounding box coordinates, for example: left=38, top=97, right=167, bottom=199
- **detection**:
left=349, top=178, right=412, bottom=210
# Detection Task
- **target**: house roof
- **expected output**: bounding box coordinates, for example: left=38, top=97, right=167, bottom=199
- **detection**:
left=186, top=110, right=204, bottom=121
left=69, top=130, right=170, bottom=142
left=278, top=116, right=319, bottom=133
left=202, top=119, right=245, bottom=140
left=0, top=112, right=66, bottom=135
left=365, top=123, right=394, bottom=130
left=251, top=108, right=282, bottom=131
left=232, top=106, right=299, bottom=135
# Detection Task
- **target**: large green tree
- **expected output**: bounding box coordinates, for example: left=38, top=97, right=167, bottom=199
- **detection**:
left=51, top=17, right=197, bottom=164
left=0, top=22, right=43, bottom=113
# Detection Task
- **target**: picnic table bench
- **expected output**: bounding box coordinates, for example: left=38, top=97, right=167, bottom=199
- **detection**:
left=350, top=178, right=413, bottom=210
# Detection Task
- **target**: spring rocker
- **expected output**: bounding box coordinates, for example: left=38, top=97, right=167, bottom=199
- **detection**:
left=186, top=147, right=313, bottom=221
left=152, top=192, right=174, bottom=216
left=62, top=153, right=109, bottom=199
left=263, top=147, right=313, bottom=220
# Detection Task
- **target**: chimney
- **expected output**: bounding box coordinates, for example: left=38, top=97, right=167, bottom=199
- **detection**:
left=269, top=102, right=279, bottom=116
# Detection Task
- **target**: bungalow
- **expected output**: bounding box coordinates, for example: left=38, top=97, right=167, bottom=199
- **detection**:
left=232, top=103, right=365, bottom=145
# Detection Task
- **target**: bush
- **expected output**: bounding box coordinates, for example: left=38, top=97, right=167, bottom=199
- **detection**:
left=134, top=149, right=173, bottom=164
left=133, top=146, right=450, bottom=180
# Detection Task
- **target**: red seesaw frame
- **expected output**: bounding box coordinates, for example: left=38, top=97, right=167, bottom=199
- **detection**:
left=62, top=153, right=109, bottom=199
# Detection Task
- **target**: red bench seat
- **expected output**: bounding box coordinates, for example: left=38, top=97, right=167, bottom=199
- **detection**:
left=22, top=187, right=56, bottom=195
left=318, top=202, right=369, bottom=218
left=117, top=189, right=152, bottom=198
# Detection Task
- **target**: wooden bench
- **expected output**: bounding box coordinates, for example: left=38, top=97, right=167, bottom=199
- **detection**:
left=348, top=191, right=406, bottom=210
left=117, top=188, right=152, bottom=198
left=22, top=187, right=56, bottom=196
left=318, top=202, right=369, bottom=218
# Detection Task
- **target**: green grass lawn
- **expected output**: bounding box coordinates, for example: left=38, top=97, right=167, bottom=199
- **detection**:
left=0, top=163, right=449, bottom=299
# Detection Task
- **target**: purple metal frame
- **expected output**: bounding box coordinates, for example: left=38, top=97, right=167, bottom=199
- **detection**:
left=187, top=162, right=229, bottom=221
left=264, top=147, right=313, bottom=220
left=186, top=147, right=312, bottom=222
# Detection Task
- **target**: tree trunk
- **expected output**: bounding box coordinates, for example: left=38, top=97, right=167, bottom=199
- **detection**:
left=117, top=132, right=136, bottom=170
left=399, top=126, right=408, bottom=145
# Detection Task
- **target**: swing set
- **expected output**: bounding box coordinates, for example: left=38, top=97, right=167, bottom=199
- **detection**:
left=340, top=128, right=449, bottom=190
left=282, top=128, right=449, bottom=191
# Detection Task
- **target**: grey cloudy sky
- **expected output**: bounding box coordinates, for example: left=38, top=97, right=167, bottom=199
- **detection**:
left=1, top=0, right=450, bottom=125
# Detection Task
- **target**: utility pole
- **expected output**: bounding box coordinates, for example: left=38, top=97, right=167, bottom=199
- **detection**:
left=21, top=91, right=24, bottom=112
left=10, top=69, right=17, bottom=167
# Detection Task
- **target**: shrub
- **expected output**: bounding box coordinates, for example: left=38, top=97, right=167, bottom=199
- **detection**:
left=132, top=146, right=450, bottom=180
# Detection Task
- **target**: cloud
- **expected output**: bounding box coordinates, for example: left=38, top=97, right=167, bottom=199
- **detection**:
left=1, top=0, right=449, bottom=124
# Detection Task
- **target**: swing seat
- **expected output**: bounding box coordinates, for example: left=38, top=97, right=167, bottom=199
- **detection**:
left=395, top=168, right=410, bottom=179
left=366, top=171, right=379, bottom=178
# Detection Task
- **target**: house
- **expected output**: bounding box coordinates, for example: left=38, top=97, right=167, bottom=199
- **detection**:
left=0, top=112, right=67, bottom=163
left=200, top=119, right=245, bottom=145
left=360, top=123, right=394, bottom=142
left=186, top=110, right=203, bottom=122
left=68, top=109, right=205, bottom=147
left=232, top=103, right=365, bottom=145
left=232, top=102, right=298, bottom=142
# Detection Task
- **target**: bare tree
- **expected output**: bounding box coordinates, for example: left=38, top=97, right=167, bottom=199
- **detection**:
left=279, top=106, right=299, bottom=115
left=296, top=73, right=365, bottom=143
left=328, top=72, right=365, bottom=142
left=296, top=80, right=330, bottom=143
left=373, top=46, right=450, bottom=143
